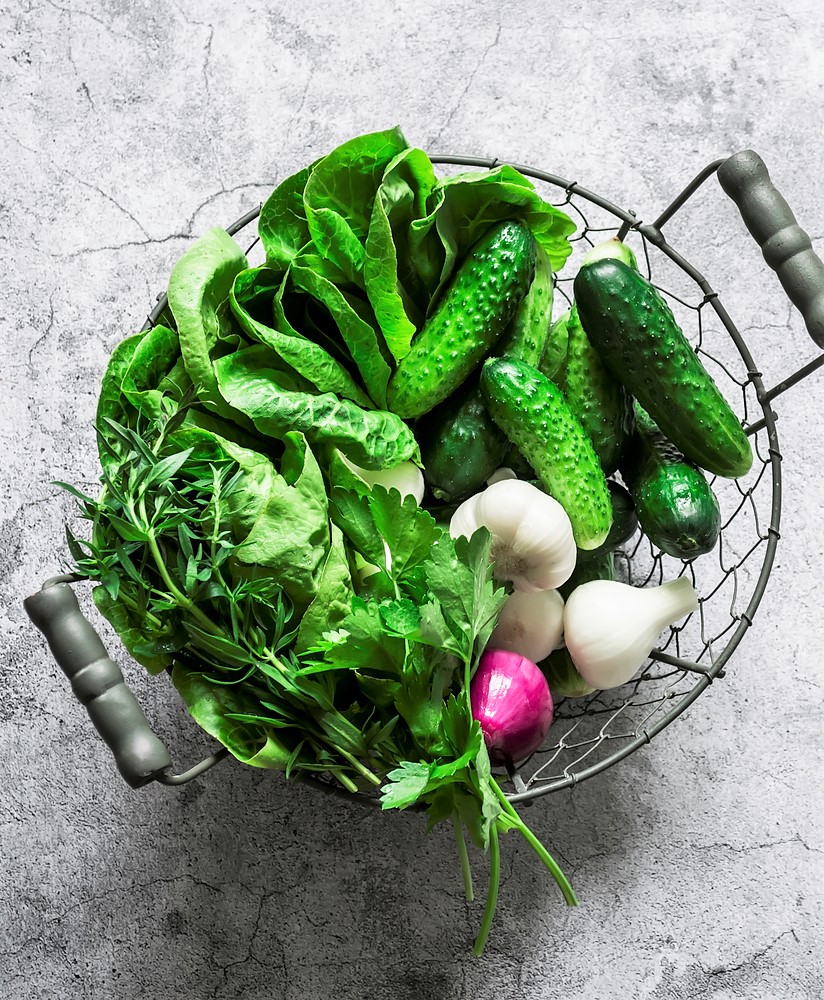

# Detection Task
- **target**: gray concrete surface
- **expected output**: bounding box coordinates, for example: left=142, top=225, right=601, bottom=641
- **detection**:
left=2, top=1, right=824, bottom=997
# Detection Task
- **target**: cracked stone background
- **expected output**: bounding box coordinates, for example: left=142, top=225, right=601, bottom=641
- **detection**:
left=2, top=0, right=824, bottom=997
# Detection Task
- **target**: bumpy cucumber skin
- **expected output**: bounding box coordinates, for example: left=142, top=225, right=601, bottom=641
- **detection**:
left=387, top=221, right=536, bottom=418
left=574, top=259, right=753, bottom=479
left=622, top=407, right=721, bottom=559
left=417, top=384, right=509, bottom=501
left=556, top=303, right=634, bottom=476
left=497, top=243, right=554, bottom=367
left=539, top=309, right=570, bottom=380
left=479, top=357, right=613, bottom=550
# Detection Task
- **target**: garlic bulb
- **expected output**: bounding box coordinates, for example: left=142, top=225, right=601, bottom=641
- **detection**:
left=563, top=577, right=699, bottom=690
left=450, top=479, right=576, bottom=592
left=340, top=455, right=425, bottom=505
left=486, top=467, right=518, bottom=486
left=488, top=588, right=565, bottom=663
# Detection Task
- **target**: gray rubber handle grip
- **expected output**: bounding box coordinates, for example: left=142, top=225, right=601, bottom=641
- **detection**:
left=23, top=582, right=172, bottom=788
left=718, top=150, right=824, bottom=348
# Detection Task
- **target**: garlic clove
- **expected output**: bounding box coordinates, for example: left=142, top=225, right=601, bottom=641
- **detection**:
left=488, top=588, right=565, bottom=663
left=563, top=576, right=699, bottom=690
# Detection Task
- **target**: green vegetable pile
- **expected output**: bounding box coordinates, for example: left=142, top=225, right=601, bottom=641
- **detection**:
left=62, top=126, right=580, bottom=954
left=62, top=125, right=753, bottom=952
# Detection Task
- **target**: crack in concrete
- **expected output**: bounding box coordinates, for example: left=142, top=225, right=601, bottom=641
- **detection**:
left=705, top=927, right=799, bottom=979
left=28, top=294, right=56, bottom=366
left=43, top=0, right=141, bottom=43
left=429, top=22, right=502, bottom=149
left=63, top=16, right=97, bottom=114
left=693, top=832, right=822, bottom=855
left=200, top=23, right=227, bottom=191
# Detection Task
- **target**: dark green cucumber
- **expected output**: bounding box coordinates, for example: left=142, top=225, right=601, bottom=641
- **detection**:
left=479, top=357, right=613, bottom=550
left=417, top=382, right=509, bottom=501
left=540, top=647, right=596, bottom=699
left=621, top=405, right=721, bottom=559
left=555, top=303, right=634, bottom=476
left=550, top=240, right=638, bottom=476
left=574, top=258, right=753, bottom=479
left=497, top=242, right=554, bottom=366
left=387, top=220, right=536, bottom=418
left=577, top=480, right=637, bottom=563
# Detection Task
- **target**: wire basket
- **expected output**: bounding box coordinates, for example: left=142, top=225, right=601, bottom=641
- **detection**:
left=24, top=149, right=824, bottom=803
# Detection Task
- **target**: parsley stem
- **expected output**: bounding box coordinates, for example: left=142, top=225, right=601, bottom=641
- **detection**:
left=472, top=823, right=500, bottom=957
left=330, top=744, right=382, bottom=786
left=489, top=779, right=577, bottom=907
left=453, top=810, right=474, bottom=902
left=326, top=766, right=359, bottom=794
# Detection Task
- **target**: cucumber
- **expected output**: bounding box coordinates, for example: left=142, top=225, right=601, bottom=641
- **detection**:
left=417, top=382, right=509, bottom=502
left=497, top=242, right=554, bottom=366
left=539, top=309, right=570, bottom=379
left=387, top=220, right=536, bottom=418
left=555, top=303, right=634, bottom=475
left=577, top=480, right=637, bottom=563
left=540, top=646, right=596, bottom=699
left=621, top=405, right=721, bottom=559
left=479, top=357, right=613, bottom=550
left=574, top=258, right=753, bottom=479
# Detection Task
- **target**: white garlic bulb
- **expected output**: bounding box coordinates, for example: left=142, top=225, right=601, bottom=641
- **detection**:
left=488, top=588, right=565, bottom=663
left=339, top=455, right=425, bottom=505
left=449, top=479, right=577, bottom=592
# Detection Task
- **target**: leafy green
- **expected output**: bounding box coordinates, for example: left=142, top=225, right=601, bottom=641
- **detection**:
left=290, top=262, right=392, bottom=407
left=258, top=160, right=318, bottom=268
left=167, top=227, right=249, bottom=418
left=302, top=126, right=409, bottom=284
left=413, top=163, right=577, bottom=311
left=213, top=346, right=419, bottom=470
left=232, top=432, right=330, bottom=607
left=230, top=266, right=373, bottom=407
left=364, top=146, right=440, bottom=362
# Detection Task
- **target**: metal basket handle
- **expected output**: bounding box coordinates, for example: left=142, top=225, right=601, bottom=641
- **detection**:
left=23, top=579, right=227, bottom=788
left=717, top=150, right=824, bottom=349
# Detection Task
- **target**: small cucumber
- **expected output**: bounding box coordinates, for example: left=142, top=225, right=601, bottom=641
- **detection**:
left=417, top=382, right=509, bottom=502
left=479, top=357, right=613, bottom=550
left=539, top=309, right=570, bottom=379
left=577, top=480, right=638, bottom=563
left=556, top=303, right=634, bottom=475
left=574, top=258, right=753, bottom=479
left=497, top=242, right=554, bottom=367
left=387, top=220, right=536, bottom=418
left=621, top=405, right=721, bottom=559
left=540, top=646, right=597, bottom=699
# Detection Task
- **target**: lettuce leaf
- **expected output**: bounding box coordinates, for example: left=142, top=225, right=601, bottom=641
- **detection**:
left=413, top=164, right=577, bottom=313
left=230, top=265, right=373, bottom=407
left=364, top=146, right=441, bottom=363
left=302, top=126, right=409, bottom=286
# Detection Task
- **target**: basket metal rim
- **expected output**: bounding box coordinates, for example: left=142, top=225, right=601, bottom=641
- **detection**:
left=141, top=153, right=781, bottom=803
